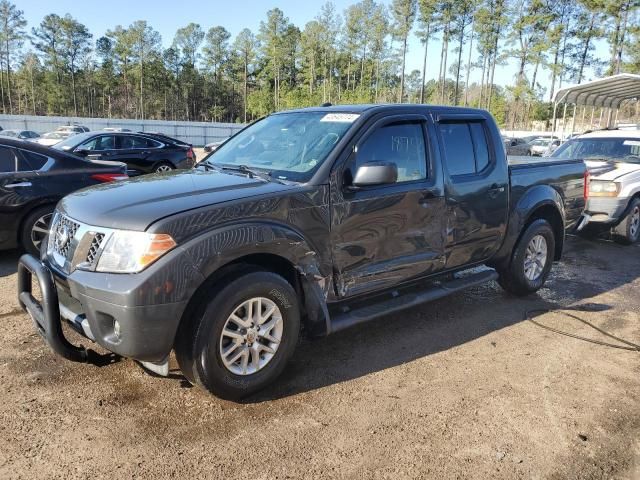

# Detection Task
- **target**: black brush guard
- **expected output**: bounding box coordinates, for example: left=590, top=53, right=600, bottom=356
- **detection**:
left=17, top=254, right=88, bottom=363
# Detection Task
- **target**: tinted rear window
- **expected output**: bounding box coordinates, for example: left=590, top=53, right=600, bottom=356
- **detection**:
left=0, top=146, right=16, bottom=172
left=439, top=123, right=475, bottom=175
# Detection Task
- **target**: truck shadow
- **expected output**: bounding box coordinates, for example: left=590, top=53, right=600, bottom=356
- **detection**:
left=243, top=235, right=639, bottom=403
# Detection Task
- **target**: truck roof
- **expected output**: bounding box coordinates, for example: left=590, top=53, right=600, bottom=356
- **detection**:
left=277, top=104, right=490, bottom=116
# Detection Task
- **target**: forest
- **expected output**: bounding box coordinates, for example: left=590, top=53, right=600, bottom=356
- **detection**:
left=0, top=0, right=638, bottom=128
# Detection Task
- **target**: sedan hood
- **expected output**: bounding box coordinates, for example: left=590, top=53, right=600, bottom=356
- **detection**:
left=59, top=169, right=296, bottom=230
left=585, top=160, right=640, bottom=181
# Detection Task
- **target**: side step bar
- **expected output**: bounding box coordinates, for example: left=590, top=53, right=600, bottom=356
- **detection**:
left=329, top=269, right=498, bottom=334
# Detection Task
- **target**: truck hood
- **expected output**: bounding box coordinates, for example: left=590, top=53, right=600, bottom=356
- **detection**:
left=585, top=160, right=640, bottom=181
left=59, top=169, right=297, bottom=230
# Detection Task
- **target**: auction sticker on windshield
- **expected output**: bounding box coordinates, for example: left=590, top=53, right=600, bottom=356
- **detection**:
left=623, top=140, right=640, bottom=146
left=320, top=113, right=360, bottom=123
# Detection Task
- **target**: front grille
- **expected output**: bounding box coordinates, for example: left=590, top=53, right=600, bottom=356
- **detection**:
left=86, top=233, right=105, bottom=265
left=48, top=213, right=110, bottom=273
left=52, top=215, right=80, bottom=257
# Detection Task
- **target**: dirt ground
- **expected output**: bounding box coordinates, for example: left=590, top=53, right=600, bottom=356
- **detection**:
left=0, top=235, right=638, bottom=479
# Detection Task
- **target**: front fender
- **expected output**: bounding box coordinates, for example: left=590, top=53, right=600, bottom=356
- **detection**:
left=180, top=220, right=333, bottom=335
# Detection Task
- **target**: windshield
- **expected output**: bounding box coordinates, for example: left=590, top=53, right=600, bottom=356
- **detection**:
left=206, top=112, right=358, bottom=182
left=52, top=132, right=90, bottom=150
left=43, top=132, right=65, bottom=139
left=529, top=139, right=550, bottom=146
left=552, top=137, right=640, bottom=163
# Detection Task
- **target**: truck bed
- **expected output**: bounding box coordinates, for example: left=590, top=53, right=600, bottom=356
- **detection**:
left=508, top=157, right=586, bottom=230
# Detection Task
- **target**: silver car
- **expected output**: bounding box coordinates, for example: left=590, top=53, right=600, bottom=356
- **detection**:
left=553, top=130, right=640, bottom=244
left=503, top=137, right=532, bottom=156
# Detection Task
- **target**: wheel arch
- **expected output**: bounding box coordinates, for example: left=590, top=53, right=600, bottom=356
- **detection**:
left=174, top=222, right=333, bottom=348
left=490, top=185, right=566, bottom=268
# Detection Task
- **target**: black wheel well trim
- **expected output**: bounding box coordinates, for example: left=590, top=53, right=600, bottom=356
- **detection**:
left=175, top=250, right=332, bottom=350
left=522, top=203, right=564, bottom=261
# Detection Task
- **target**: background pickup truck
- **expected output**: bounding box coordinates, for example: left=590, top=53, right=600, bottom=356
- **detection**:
left=18, top=104, right=586, bottom=400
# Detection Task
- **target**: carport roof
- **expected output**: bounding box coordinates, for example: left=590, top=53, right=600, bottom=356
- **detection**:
left=553, top=73, right=640, bottom=109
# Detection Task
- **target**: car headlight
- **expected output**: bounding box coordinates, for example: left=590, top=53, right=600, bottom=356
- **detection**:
left=96, top=231, right=177, bottom=273
left=589, top=181, right=620, bottom=197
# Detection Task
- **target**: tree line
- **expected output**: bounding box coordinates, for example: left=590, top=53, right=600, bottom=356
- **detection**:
left=0, top=0, right=638, bottom=128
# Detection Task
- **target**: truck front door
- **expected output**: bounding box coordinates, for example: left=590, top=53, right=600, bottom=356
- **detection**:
left=331, top=114, right=446, bottom=298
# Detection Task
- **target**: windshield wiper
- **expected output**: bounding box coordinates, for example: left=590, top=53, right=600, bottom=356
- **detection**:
left=218, top=164, right=283, bottom=183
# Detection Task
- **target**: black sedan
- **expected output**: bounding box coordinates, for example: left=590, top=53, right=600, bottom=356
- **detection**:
left=52, top=132, right=196, bottom=176
left=0, top=138, right=128, bottom=256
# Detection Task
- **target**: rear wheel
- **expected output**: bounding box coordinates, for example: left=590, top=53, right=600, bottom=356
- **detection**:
left=613, top=198, right=640, bottom=245
left=498, top=219, right=555, bottom=296
left=154, top=162, right=174, bottom=173
left=175, top=270, right=300, bottom=400
left=21, top=205, right=54, bottom=256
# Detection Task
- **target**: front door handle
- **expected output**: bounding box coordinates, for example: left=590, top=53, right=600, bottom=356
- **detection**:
left=5, top=181, right=32, bottom=188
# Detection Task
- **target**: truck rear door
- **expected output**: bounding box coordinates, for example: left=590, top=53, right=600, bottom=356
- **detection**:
left=435, top=114, right=509, bottom=269
left=330, top=114, right=446, bottom=298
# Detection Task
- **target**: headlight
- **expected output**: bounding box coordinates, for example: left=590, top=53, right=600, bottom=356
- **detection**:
left=96, top=231, right=176, bottom=273
left=589, top=181, right=620, bottom=197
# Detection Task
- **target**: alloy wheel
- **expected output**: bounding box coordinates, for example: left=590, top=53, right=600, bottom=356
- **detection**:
left=219, top=297, right=283, bottom=376
left=30, top=213, right=53, bottom=252
left=523, top=234, right=548, bottom=281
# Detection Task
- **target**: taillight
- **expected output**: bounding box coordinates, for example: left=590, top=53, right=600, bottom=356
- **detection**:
left=92, top=173, right=129, bottom=182
left=186, top=147, right=194, bottom=160
left=583, top=170, right=590, bottom=200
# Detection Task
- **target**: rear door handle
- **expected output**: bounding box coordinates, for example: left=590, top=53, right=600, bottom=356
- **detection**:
left=5, top=182, right=32, bottom=188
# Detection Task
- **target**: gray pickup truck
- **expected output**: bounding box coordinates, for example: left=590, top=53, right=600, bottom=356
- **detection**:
left=18, top=105, right=586, bottom=399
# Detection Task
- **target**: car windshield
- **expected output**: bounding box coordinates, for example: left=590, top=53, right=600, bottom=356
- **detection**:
left=43, top=132, right=65, bottom=139
left=206, top=111, right=358, bottom=182
left=52, top=132, right=91, bottom=150
left=552, top=137, right=640, bottom=163
left=529, top=139, right=550, bottom=146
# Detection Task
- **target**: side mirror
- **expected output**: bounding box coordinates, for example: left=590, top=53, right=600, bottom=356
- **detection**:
left=352, top=161, right=397, bottom=187
left=74, top=148, right=89, bottom=156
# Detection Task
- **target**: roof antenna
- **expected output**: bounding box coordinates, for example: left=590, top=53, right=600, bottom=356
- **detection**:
left=320, top=102, right=332, bottom=107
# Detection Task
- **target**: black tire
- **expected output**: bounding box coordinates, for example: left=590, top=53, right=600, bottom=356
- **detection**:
left=498, top=219, right=556, bottom=296
left=20, top=205, right=55, bottom=257
left=175, top=270, right=300, bottom=400
left=154, top=162, right=174, bottom=173
left=612, top=198, right=640, bottom=245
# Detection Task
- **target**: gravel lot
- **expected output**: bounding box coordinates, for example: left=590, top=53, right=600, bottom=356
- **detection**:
left=0, top=235, right=638, bottom=479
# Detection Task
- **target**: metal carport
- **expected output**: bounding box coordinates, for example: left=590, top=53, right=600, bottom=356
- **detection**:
left=552, top=73, right=640, bottom=138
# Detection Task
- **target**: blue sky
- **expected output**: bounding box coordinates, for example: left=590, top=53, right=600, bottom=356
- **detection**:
left=17, top=0, right=607, bottom=97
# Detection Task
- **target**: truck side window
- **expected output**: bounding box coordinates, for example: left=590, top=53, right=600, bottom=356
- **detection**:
left=438, top=121, right=490, bottom=176
left=355, top=122, right=427, bottom=183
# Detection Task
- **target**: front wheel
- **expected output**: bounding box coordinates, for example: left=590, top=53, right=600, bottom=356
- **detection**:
left=613, top=198, right=640, bottom=245
left=175, top=270, right=300, bottom=400
left=498, top=219, right=556, bottom=296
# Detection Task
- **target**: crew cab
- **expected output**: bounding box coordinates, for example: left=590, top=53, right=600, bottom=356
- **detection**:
left=553, top=129, right=640, bottom=244
left=17, top=105, right=586, bottom=400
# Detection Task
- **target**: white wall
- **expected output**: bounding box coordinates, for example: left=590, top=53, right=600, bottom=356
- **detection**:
left=0, top=114, right=245, bottom=147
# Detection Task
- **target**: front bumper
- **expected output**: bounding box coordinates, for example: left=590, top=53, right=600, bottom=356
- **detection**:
left=583, top=197, right=629, bottom=225
left=17, top=252, right=198, bottom=363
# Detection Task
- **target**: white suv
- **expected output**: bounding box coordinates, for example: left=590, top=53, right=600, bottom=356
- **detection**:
left=552, top=129, right=640, bottom=244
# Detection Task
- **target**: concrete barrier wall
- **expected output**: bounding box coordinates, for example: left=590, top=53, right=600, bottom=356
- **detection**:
left=0, top=114, right=245, bottom=147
